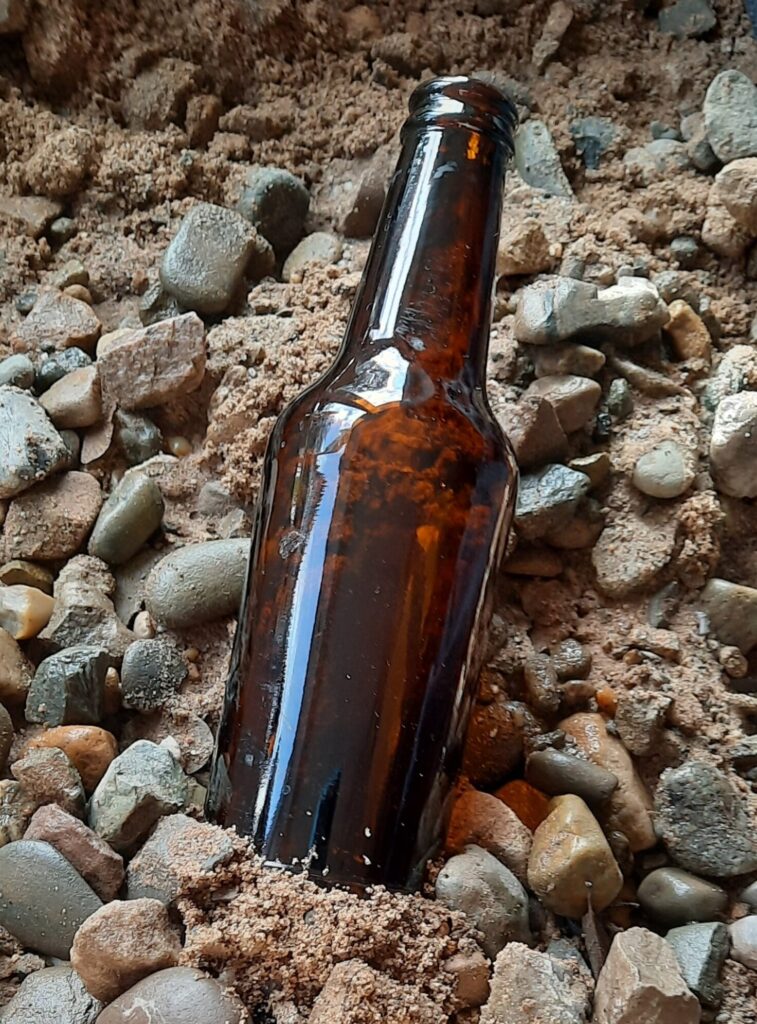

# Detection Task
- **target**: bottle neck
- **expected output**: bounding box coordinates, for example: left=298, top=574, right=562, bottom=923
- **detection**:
left=345, top=121, right=508, bottom=384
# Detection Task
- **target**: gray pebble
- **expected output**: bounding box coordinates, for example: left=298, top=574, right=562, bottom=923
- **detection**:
left=49, top=216, right=77, bottom=243
left=35, top=347, right=92, bottom=393
left=15, top=290, right=37, bottom=315
left=113, top=410, right=162, bottom=466
left=551, top=638, right=592, bottom=679
left=138, top=280, right=184, bottom=326
left=515, top=464, right=591, bottom=541
left=532, top=343, right=606, bottom=379
left=658, top=0, right=716, bottom=38
left=704, top=70, right=757, bottom=163
left=89, top=473, right=164, bottom=566
left=0, top=387, right=69, bottom=500
left=237, top=166, right=310, bottom=257
left=570, top=116, right=617, bottom=170
left=50, top=258, right=88, bottom=290
left=121, top=638, right=186, bottom=712
left=515, top=119, right=574, bottom=198
left=699, top=577, right=757, bottom=653
left=729, top=916, right=757, bottom=969
left=665, top=922, right=729, bottom=1007
left=638, top=867, right=728, bottom=927
left=0, top=355, right=34, bottom=389
left=526, top=748, right=618, bottom=808
left=0, top=780, right=35, bottom=845
left=650, top=121, right=680, bottom=141
left=741, top=879, right=757, bottom=909
left=669, top=235, right=703, bottom=269
left=1, top=965, right=102, bottom=1023
left=25, top=645, right=111, bottom=726
left=0, top=839, right=102, bottom=958
left=632, top=440, right=695, bottom=499
left=655, top=761, right=757, bottom=877
left=709, top=392, right=757, bottom=499
left=96, top=966, right=249, bottom=1024
left=606, top=377, right=634, bottom=419
left=145, top=538, right=251, bottom=629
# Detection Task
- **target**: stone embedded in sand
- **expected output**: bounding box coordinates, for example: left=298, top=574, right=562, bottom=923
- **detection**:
left=592, top=509, right=677, bottom=598
left=655, top=761, right=757, bottom=877
left=1, top=966, right=102, bottom=1024
left=120, top=637, right=186, bottom=712
left=12, top=746, right=85, bottom=818
left=704, top=69, right=757, bottom=163
left=0, top=354, right=34, bottom=389
left=666, top=922, right=729, bottom=1007
left=699, top=578, right=757, bottom=653
left=97, top=312, right=206, bottom=410
left=443, top=950, right=490, bottom=1009
left=665, top=299, right=712, bottom=362
left=496, top=218, right=554, bottom=276
left=0, top=195, right=61, bottom=237
left=515, top=119, right=574, bottom=198
left=25, top=645, right=111, bottom=726
left=39, top=566, right=134, bottom=660
left=615, top=689, right=672, bottom=756
left=515, top=464, right=591, bottom=541
left=113, top=409, right=163, bottom=465
left=3, top=471, right=102, bottom=561
left=0, top=704, right=12, bottom=771
left=96, top=966, right=250, bottom=1024
left=571, top=115, right=617, bottom=170
left=11, top=289, right=101, bottom=354
left=122, top=57, right=197, bottom=131
left=533, top=343, right=606, bottom=379
left=282, top=231, right=343, bottom=282
left=702, top=194, right=751, bottom=258
left=714, top=157, right=757, bottom=233
left=480, top=943, right=592, bottom=1024
left=27, top=724, right=118, bottom=791
left=71, top=897, right=181, bottom=1003
left=121, top=708, right=214, bottom=774
left=446, top=789, right=532, bottom=884
left=26, top=126, right=95, bottom=199
left=526, top=749, right=618, bottom=809
left=88, top=473, right=164, bottom=566
left=658, top=0, right=716, bottom=37
left=524, top=374, right=601, bottom=434
left=709, top=392, right=757, bottom=498
left=0, top=585, right=55, bottom=640
left=39, top=364, right=102, bottom=429
left=310, top=958, right=438, bottom=1023
left=435, top=845, right=531, bottom=959
left=632, top=440, right=695, bottom=499
left=339, top=145, right=395, bottom=238
left=0, top=626, right=33, bottom=702
left=593, top=927, right=700, bottom=1024
left=730, top=916, right=757, bottom=969
left=0, top=386, right=69, bottom=499
left=237, top=166, right=310, bottom=257
left=145, top=538, right=251, bottom=628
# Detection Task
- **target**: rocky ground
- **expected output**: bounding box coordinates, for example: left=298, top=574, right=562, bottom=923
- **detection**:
left=0, top=0, right=756, bottom=1021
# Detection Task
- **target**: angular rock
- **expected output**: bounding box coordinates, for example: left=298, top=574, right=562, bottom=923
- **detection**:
left=88, top=740, right=188, bottom=854
left=495, top=395, right=568, bottom=469
left=666, top=922, right=729, bottom=1007
left=729, top=916, right=757, bottom=969
left=436, top=845, right=531, bottom=959
left=524, top=374, right=601, bottom=433
left=0, top=839, right=102, bottom=957
left=121, top=708, right=214, bottom=774
left=655, top=760, right=757, bottom=876
left=71, top=897, right=181, bottom=1003
left=497, top=218, right=553, bottom=276
left=526, top=749, right=618, bottom=809
left=26, top=126, right=94, bottom=199
left=120, top=637, right=186, bottom=712
left=592, top=511, right=677, bottom=598
left=481, top=943, right=592, bottom=1024
left=145, top=538, right=251, bottom=628
left=310, top=958, right=438, bottom=1022
left=0, top=354, right=34, bottom=388
left=237, top=166, right=310, bottom=257
left=98, top=313, right=206, bottom=410
left=515, top=464, right=591, bottom=541
left=658, top=0, right=716, bottom=37
left=339, top=145, right=394, bottom=238
left=0, top=559, right=53, bottom=592
left=25, top=645, right=111, bottom=726
left=443, top=949, right=490, bottom=1009
left=446, top=789, right=532, bottom=883
left=3, top=472, right=102, bottom=561
left=0, top=195, right=62, bottom=237
left=88, top=473, right=164, bottom=566
left=702, top=195, right=751, bottom=258
left=0, top=966, right=102, bottom=1024
left=11, top=289, right=100, bottom=354
left=0, top=703, right=12, bottom=769
left=615, top=689, right=672, bottom=756
left=27, top=724, right=118, bottom=791
left=0, top=584, right=55, bottom=639
left=714, top=157, right=757, bottom=233
left=39, top=365, right=101, bottom=429
left=0, top=779, right=36, bottom=844
left=571, top=115, right=617, bottom=170
left=39, top=564, right=134, bottom=660
left=632, top=440, right=695, bottom=499
left=0, top=386, right=69, bottom=499
left=122, top=57, right=196, bottom=130
left=624, top=140, right=691, bottom=184
left=515, top=120, right=574, bottom=198
left=12, top=746, right=86, bottom=817
left=709, top=392, right=757, bottom=498
left=95, top=966, right=249, bottom=1024
left=0, top=626, right=33, bottom=702
left=533, top=343, right=606, bottom=379
left=704, top=70, right=757, bottom=164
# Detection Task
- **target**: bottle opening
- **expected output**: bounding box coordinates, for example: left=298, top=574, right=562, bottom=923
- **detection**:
left=406, top=76, right=518, bottom=155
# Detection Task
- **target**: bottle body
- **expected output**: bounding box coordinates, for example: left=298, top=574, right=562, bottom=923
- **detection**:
left=207, top=78, right=518, bottom=891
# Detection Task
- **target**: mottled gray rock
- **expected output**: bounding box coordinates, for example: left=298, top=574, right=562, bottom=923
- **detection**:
left=666, top=922, right=729, bottom=1007
left=435, top=845, right=530, bottom=959
left=729, top=916, right=757, bottom=969
left=237, top=166, right=310, bottom=257
left=658, top=0, right=716, bottom=37
left=495, top=395, right=568, bottom=470
left=0, top=966, right=102, bottom=1024
left=38, top=571, right=134, bottom=661
left=714, top=157, right=757, bottom=233
left=89, top=740, right=188, bottom=854
left=709, top=392, right=757, bottom=498
left=35, top=347, right=91, bottom=393
left=145, top=538, right=251, bottom=628
left=0, top=354, right=34, bottom=389
left=515, top=120, right=574, bottom=198
left=655, top=761, right=757, bottom=877
left=632, top=440, right=696, bottom=499
left=624, top=139, right=691, bottom=183
left=0, top=839, right=102, bottom=957
left=0, top=387, right=69, bottom=499
left=570, top=115, right=617, bottom=170
left=606, top=377, right=634, bottom=419
left=480, top=943, right=591, bottom=1024
left=699, top=578, right=757, bottom=653
left=704, top=70, right=757, bottom=164
left=113, top=410, right=162, bottom=465
left=515, top=464, right=591, bottom=540
left=88, top=473, right=164, bottom=566
left=138, top=280, right=184, bottom=326
left=282, top=231, right=343, bottom=282
left=120, top=638, right=186, bottom=712
left=526, top=749, right=617, bottom=809
left=25, top=645, right=111, bottom=726
left=95, top=967, right=249, bottom=1024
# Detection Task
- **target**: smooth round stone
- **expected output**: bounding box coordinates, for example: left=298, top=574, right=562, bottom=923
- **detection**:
left=145, top=538, right=251, bottom=629
left=120, top=638, right=187, bottom=712
left=730, top=916, right=757, bottom=969
left=113, top=409, right=162, bottom=465
left=632, top=440, right=695, bottom=498
left=741, top=878, right=757, bottom=909
left=0, top=839, right=102, bottom=957
left=236, top=166, right=310, bottom=257
left=1, top=966, right=102, bottom=1023
left=0, top=559, right=54, bottom=592
left=637, top=867, right=728, bottom=928
left=89, top=473, right=164, bottom=566
left=0, top=355, right=35, bottom=389
left=96, top=966, right=249, bottom=1024
left=526, top=749, right=618, bottom=809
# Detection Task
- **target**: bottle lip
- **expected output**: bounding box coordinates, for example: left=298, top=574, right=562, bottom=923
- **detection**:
left=406, top=76, right=518, bottom=154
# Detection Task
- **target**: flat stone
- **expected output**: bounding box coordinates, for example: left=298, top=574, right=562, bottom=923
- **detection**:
left=98, top=313, right=206, bottom=411
left=729, top=916, right=757, bottom=969
left=39, top=365, right=101, bottom=429
left=524, top=374, right=601, bottom=433
left=526, top=749, right=618, bottom=808
left=515, top=464, right=591, bottom=541
left=120, top=637, right=186, bottom=712
left=0, top=386, right=69, bottom=499
left=160, top=203, right=265, bottom=315
left=0, top=585, right=55, bottom=640
left=592, top=510, right=677, bottom=598
left=704, top=70, right=757, bottom=163
left=655, top=760, right=757, bottom=877
left=709, top=392, right=757, bottom=498
left=71, top=898, right=181, bottom=1003
left=145, top=538, right=251, bottom=628
left=532, top=343, right=606, bottom=379
left=24, top=804, right=124, bottom=901
left=126, top=813, right=235, bottom=904
left=666, top=922, right=729, bottom=1007
left=11, top=289, right=100, bottom=354
left=0, top=195, right=61, bottom=237
left=593, top=927, right=699, bottom=1024
left=25, top=645, right=111, bottom=726
left=0, top=559, right=54, bottom=592
left=88, top=473, right=164, bottom=566
left=0, top=354, right=34, bottom=388
left=88, top=739, right=188, bottom=854
left=446, top=789, right=532, bottom=884
left=95, top=966, right=249, bottom=1024
left=496, top=395, right=569, bottom=470
left=480, top=943, right=592, bottom=1024
left=282, top=231, right=343, bottom=282
left=0, top=966, right=102, bottom=1024
left=3, top=472, right=102, bottom=561
left=715, top=157, right=757, bottom=233
left=665, top=300, right=711, bottom=361
left=0, top=839, right=102, bottom=957
left=237, top=166, right=310, bottom=257
left=26, top=724, right=118, bottom=791
left=12, top=746, right=85, bottom=817
left=514, top=120, right=574, bottom=198
left=632, top=440, right=695, bottom=499
left=658, top=0, right=716, bottom=36
left=497, top=218, right=553, bottom=276
left=435, top=845, right=531, bottom=959
left=0, top=625, right=33, bottom=702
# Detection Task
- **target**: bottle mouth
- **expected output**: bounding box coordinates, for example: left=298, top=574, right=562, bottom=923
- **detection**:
left=406, top=76, right=518, bottom=155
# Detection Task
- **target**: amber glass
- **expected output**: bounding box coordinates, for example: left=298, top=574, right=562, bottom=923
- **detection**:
left=207, top=77, right=519, bottom=891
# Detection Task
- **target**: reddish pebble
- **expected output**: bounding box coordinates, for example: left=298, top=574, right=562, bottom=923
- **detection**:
left=28, top=725, right=118, bottom=791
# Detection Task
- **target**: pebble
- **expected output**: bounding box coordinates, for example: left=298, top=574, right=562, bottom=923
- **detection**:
left=89, top=739, right=188, bottom=854
left=160, top=203, right=267, bottom=314
left=0, top=839, right=102, bottom=957
left=669, top=235, right=703, bottom=269
left=614, top=689, right=671, bottom=756
left=729, top=916, right=757, bottom=969
left=741, top=879, right=757, bottom=909
left=632, top=440, right=695, bottom=499
left=714, top=157, right=757, bottom=233
left=113, top=410, right=162, bottom=465
left=551, top=638, right=592, bottom=678
left=523, top=653, right=561, bottom=714
left=532, top=343, right=606, bottom=379
left=0, top=387, right=69, bottom=499
left=709, top=392, right=757, bottom=498
left=145, top=538, right=251, bottom=628
left=526, top=749, right=618, bottom=808
left=339, top=145, right=394, bottom=237
left=25, top=804, right=124, bottom=901
left=0, top=626, right=33, bottom=702
left=524, top=374, right=601, bottom=433
left=570, top=115, right=617, bottom=169
left=96, top=966, right=250, bottom=1024
left=704, top=70, right=757, bottom=163
left=495, top=395, right=568, bottom=469
left=0, top=559, right=53, bottom=592
left=593, top=927, right=700, bottom=1024
left=0, top=195, right=62, bottom=238
left=0, top=966, right=102, bottom=1024
left=665, top=298, right=711, bottom=361
left=50, top=258, right=89, bottom=290
left=463, top=696, right=525, bottom=786
left=98, top=313, right=206, bottom=411
left=25, top=646, right=111, bottom=726
left=446, top=789, right=532, bottom=883
left=655, top=760, right=757, bottom=876
left=592, top=510, right=678, bottom=598
left=88, top=473, right=164, bottom=566
left=568, top=452, right=610, bottom=488
left=12, top=746, right=85, bottom=817
left=666, top=921, right=729, bottom=1007
left=282, top=231, right=343, bottom=282
left=0, top=354, right=34, bottom=388
left=0, top=585, right=55, bottom=640
left=121, top=708, right=214, bottom=774
left=624, top=139, right=691, bottom=183
left=515, top=464, right=591, bottom=540
left=0, top=779, right=36, bottom=843
left=138, top=280, right=184, bottom=326
left=49, top=215, right=76, bottom=242
left=11, top=289, right=101, bottom=354
left=185, top=93, right=222, bottom=147
left=40, top=559, right=135, bottom=660
left=166, top=435, right=192, bottom=458
left=496, top=219, right=553, bottom=276
left=122, top=57, right=196, bottom=130
left=658, top=0, right=716, bottom=36
left=435, top=845, right=531, bottom=959
left=480, top=943, right=592, bottom=1024
left=237, top=166, right=310, bottom=257
left=3, top=471, right=102, bottom=561
left=560, top=712, right=656, bottom=851
left=702, top=194, right=751, bottom=258
left=700, top=577, right=757, bottom=653
left=120, top=637, right=186, bottom=712
left=514, top=120, right=574, bottom=198
left=527, top=794, right=623, bottom=917
left=39, top=365, right=102, bottom=429
left=35, top=347, right=92, bottom=392
left=71, top=897, right=181, bottom=1003
left=0, top=703, right=12, bottom=769
left=444, top=950, right=490, bottom=1009
left=27, top=724, right=118, bottom=791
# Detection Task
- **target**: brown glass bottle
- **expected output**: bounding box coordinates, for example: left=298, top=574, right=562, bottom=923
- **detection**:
left=207, top=77, right=518, bottom=892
